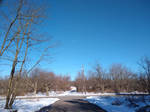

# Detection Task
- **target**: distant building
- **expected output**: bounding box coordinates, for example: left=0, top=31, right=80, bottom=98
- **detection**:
left=70, top=86, right=77, bottom=92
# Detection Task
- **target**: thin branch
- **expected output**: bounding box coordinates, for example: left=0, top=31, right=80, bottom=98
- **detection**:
left=0, top=0, right=23, bottom=56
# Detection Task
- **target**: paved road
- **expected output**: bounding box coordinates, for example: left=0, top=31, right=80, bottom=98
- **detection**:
left=37, top=96, right=106, bottom=112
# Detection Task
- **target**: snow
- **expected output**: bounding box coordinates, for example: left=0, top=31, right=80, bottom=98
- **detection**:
left=0, top=98, right=59, bottom=112
left=0, top=91, right=149, bottom=112
left=24, top=91, right=117, bottom=97
left=85, top=95, right=150, bottom=112
left=0, top=91, right=147, bottom=99
left=30, top=91, right=147, bottom=97
left=32, top=91, right=148, bottom=97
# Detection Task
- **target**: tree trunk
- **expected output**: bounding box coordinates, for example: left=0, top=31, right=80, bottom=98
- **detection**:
left=101, top=84, right=104, bottom=93
left=46, top=86, right=49, bottom=96
left=5, top=57, right=17, bottom=109
left=33, top=82, right=37, bottom=96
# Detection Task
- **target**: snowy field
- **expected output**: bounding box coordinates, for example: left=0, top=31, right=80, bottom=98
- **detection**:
left=0, top=98, right=59, bottom=112
left=85, top=95, right=150, bottom=112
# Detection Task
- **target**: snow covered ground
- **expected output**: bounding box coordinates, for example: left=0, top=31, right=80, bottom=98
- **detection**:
left=85, top=95, right=150, bottom=112
left=0, top=91, right=147, bottom=99
left=0, top=98, right=59, bottom=112
left=0, top=91, right=113, bottom=112
left=32, top=91, right=116, bottom=97
left=26, top=91, right=148, bottom=97
left=0, top=91, right=149, bottom=112
left=16, top=91, right=143, bottom=98
left=0, top=91, right=116, bottom=99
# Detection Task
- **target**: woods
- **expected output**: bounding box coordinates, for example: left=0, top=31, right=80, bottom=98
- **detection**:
left=0, top=68, right=71, bottom=95
left=0, top=57, right=150, bottom=97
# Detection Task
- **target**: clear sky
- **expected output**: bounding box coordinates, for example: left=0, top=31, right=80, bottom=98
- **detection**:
left=1, top=0, right=150, bottom=80
left=42, top=0, right=150, bottom=79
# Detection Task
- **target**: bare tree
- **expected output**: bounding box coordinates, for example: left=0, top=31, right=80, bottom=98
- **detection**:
left=75, top=65, right=87, bottom=93
left=0, top=77, right=8, bottom=95
left=86, top=71, right=98, bottom=92
left=86, top=63, right=107, bottom=93
left=0, top=0, right=52, bottom=109
left=109, top=64, right=136, bottom=93
left=0, top=0, right=23, bottom=57
left=56, top=75, right=71, bottom=91
left=138, top=56, right=150, bottom=93
left=94, top=64, right=105, bottom=93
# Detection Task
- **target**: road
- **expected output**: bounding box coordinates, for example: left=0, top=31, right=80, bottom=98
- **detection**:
left=37, top=96, right=106, bottom=112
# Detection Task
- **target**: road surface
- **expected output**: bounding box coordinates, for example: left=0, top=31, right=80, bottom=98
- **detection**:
left=37, top=96, right=106, bottom=112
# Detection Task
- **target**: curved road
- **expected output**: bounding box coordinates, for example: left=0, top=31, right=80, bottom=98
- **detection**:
left=37, top=96, right=106, bottom=112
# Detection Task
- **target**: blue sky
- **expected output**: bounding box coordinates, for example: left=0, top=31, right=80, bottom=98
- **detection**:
left=1, top=0, right=150, bottom=80
left=42, top=0, right=150, bottom=79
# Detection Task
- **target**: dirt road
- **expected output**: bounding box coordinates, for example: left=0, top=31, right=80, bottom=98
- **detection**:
left=37, top=96, right=106, bottom=112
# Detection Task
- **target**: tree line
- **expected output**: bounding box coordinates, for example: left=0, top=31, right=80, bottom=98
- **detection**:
left=0, top=69, right=71, bottom=96
left=74, top=57, right=150, bottom=94
left=0, top=56, right=150, bottom=96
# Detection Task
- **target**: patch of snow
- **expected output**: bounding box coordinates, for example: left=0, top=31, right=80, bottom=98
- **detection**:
left=0, top=98, right=59, bottom=112
left=85, top=96, right=150, bottom=112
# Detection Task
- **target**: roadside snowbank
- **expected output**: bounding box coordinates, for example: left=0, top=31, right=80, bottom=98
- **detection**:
left=85, top=96, right=150, bottom=112
left=0, top=98, right=59, bottom=112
